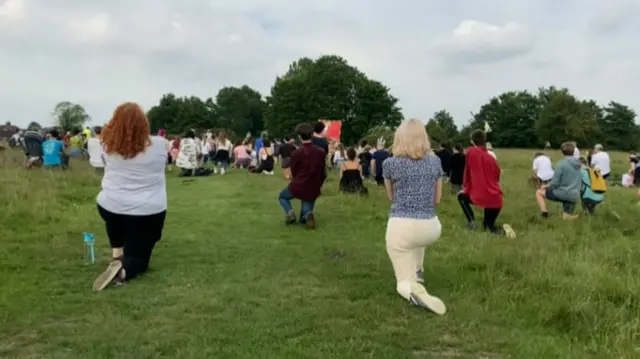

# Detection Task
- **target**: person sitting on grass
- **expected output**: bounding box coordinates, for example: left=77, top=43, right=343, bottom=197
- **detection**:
left=457, top=130, right=515, bottom=237
left=531, top=152, right=554, bottom=187
left=42, top=129, right=67, bottom=169
left=278, top=123, right=326, bottom=229
left=382, top=119, right=446, bottom=315
left=535, top=142, right=581, bottom=220
left=93, top=102, right=168, bottom=292
left=339, top=147, right=368, bottom=195
left=579, top=157, right=604, bottom=215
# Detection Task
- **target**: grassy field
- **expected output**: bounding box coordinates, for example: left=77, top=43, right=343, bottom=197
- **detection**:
left=1, top=146, right=639, bottom=359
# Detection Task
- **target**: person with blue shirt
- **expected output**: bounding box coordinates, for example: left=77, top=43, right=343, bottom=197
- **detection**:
left=254, top=131, right=267, bottom=164
left=579, top=157, right=604, bottom=215
left=42, top=129, right=66, bottom=169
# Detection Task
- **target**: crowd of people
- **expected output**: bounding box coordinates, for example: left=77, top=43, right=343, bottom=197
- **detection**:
left=7, top=102, right=640, bottom=317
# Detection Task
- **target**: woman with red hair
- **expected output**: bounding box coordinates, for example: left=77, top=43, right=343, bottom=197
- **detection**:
left=92, top=102, right=168, bottom=292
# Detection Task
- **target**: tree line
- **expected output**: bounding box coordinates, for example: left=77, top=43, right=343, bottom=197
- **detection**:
left=27, top=55, right=638, bottom=151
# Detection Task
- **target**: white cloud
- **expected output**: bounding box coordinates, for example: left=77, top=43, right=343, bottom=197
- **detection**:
left=68, top=13, right=112, bottom=42
left=0, top=0, right=639, bottom=129
left=0, top=0, right=24, bottom=19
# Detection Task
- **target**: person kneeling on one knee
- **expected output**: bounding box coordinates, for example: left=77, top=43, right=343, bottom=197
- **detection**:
left=536, top=142, right=582, bottom=220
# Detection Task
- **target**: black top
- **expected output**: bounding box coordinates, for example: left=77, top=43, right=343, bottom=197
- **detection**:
left=449, top=153, right=466, bottom=185
left=340, top=169, right=367, bottom=195
left=358, top=152, right=372, bottom=167
left=436, top=149, right=452, bottom=175
left=373, top=150, right=390, bottom=181
left=280, top=143, right=296, bottom=158
left=311, top=137, right=329, bottom=154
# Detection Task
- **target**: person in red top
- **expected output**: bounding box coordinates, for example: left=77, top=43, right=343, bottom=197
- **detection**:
left=457, top=130, right=515, bottom=237
left=278, top=123, right=326, bottom=229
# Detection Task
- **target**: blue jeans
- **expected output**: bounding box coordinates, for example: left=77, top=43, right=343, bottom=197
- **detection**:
left=216, top=160, right=228, bottom=169
left=278, top=187, right=315, bottom=222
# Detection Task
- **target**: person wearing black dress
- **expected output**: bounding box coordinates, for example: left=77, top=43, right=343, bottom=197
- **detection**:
left=339, top=148, right=368, bottom=195
left=449, top=144, right=466, bottom=194
left=358, top=145, right=373, bottom=178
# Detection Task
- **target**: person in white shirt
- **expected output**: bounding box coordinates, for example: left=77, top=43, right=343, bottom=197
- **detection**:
left=214, top=131, right=233, bottom=175
left=92, top=102, right=168, bottom=292
left=532, top=152, right=554, bottom=186
left=87, top=126, right=105, bottom=174
left=590, top=144, right=611, bottom=179
left=176, top=130, right=199, bottom=176
left=572, top=142, right=580, bottom=159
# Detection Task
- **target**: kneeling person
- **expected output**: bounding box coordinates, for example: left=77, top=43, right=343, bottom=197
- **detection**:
left=536, top=142, right=581, bottom=219
left=579, top=157, right=604, bottom=215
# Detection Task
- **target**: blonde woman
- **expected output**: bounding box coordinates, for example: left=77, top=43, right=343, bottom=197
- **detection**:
left=381, top=119, right=446, bottom=315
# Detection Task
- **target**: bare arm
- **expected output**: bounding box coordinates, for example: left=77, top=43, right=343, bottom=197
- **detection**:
left=435, top=177, right=442, bottom=205
left=384, top=179, right=393, bottom=201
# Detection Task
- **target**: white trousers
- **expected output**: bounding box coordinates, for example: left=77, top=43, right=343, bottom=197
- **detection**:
left=385, top=216, right=442, bottom=300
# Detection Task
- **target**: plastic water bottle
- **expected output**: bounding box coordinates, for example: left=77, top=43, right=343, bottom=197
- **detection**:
left=83, top=233, right=96, bottom=265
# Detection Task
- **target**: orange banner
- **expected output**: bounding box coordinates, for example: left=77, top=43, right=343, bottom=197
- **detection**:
left=319, top=120, right=342, bottom=143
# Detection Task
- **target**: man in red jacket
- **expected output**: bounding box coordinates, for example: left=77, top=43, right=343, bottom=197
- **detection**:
left=278, top=123, right=326, bottom=229
left=457, top=130, right=514, bottom=237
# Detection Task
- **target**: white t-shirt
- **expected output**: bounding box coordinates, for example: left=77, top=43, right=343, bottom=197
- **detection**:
left=532, top=155, right=554, bottom=181
left=591, top=151, right=611, bottom=175
left=87, top=137, right=104, bottom=168
left=573, top=147, right=580, bottom=159
left=97, top=136, right=167, bottom=215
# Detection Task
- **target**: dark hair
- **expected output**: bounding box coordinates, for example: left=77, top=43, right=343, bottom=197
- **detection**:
left=73, top=128, right=82, bottom=135
left=185, top=130, right=195, bottom=139
left=94, top=126, right=102, bottom=135
left=454, top=143, right=463, bottom=153
left=263, top=139, right=271, bottom=147
left=360, top=140, right=367, bottom=147
left=579, top=156, right=588, bottom=165
left=470, top=130, right=486, bottom=146
left=49, top=129, right=60, bottom=139
left=296, top=123, right=314, bottom=140
left=346, top=147, right=357, bottom=161
left=313, top=121, right=325, bottom=134
left=284, top=134, right=292, bottom=141
left=534, top=152, right=543, bottom=158
left=441, top=141, right=451, bottom=151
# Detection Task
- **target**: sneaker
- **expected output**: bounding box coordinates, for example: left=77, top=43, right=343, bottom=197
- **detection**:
left=562, top=213, right=579, bottom=220
left=213, top=168, right=219, bottom=175
left=416, top=270, right=424, bottom=283
left=93, top=260, right=123, bottom=292
left=305, top=212, right=316, bottom=229
left=503, top=224, right=516, bottom=239
left=263, top=171, right=274, bottom=175
left=408, top=282, right=446, bottom=315
left=221, top=168, right=226, bottom=175
left=285, top=212, right=296, bottom=225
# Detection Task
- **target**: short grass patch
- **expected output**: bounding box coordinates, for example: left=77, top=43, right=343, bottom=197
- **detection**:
left=1, top=148, right=639, bottom=358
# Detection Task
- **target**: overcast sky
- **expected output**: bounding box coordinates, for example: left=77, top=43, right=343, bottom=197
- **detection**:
left=1, top=0, right=639, bottom=128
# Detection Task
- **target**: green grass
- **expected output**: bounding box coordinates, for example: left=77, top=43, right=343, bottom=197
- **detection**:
left=1, top=147, right=639, bottom=359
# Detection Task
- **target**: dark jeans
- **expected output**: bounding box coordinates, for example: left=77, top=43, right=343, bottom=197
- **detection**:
left=278, top=187, right=315, bottom=223
left=544, top=188, right=576, bottom=214
left=582, top=198, right=600, bottom=215
left=457, top=193, right=501, bottom=231
left=97, top=205, right=166, bottom=280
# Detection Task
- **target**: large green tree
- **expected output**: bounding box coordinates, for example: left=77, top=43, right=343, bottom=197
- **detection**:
left=147, top=94, right=217, bottom=135
left=430, top=110, right=458, bottom=140
left=52, top=102, right=90, bottom=132
left=425, top=120, right=446, bottom=144
left=535, top=90, right=600, bottom=148
left=474, top=91, right=540, bottom=148
left=599, top=101, right=638, bottom=151
left=264, top=55, right=402, bottom=144
left=215, top=85, right=266, bottom=138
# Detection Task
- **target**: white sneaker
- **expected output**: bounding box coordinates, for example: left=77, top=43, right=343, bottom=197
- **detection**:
left=213, top=168, right=218, bottom=174
left=221, top=168, right=226, bottom=175
left=409, top=282, right=446, bottom=315
left=263, top=171, right=274, bottom=175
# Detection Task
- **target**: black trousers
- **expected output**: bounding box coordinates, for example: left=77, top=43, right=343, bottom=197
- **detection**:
left=97, top=205, right=166, bottom=280
left=457, top=193, right=501, bottom=231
